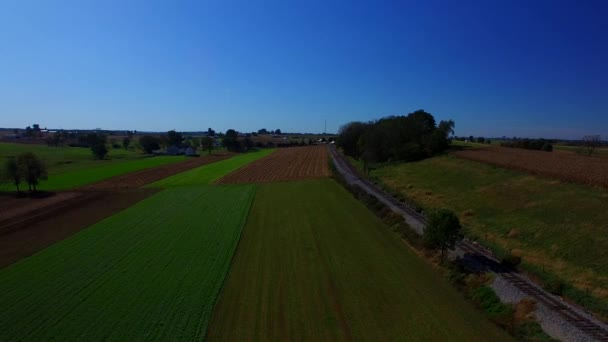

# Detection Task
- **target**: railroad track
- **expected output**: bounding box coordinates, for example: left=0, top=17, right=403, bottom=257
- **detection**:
left=329, top=145, right=608, bottom=341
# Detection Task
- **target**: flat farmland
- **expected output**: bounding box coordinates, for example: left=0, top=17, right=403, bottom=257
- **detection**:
left=372, top=154, right=608, bottom=308
left=0, top=185, right=254, bottom=341
left=217, top=145, right=330, bottom=184
left=207, top=179, right=511, bottom=341
left=454, top=145, right=608, bottom=188
left=149, top=149, right=275, bottom=188
left=0, top=142, right=189, bottom=190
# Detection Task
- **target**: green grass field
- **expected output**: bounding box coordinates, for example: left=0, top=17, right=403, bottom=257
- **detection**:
left=207, top=179, right=511, bottom=341
left=372, top=154, right=608, bottom=302
left=0, top=185, right=254, bottom=341
left=0, top=142, right=187, bottom=190
left=149, top=149, right=275, bottom=188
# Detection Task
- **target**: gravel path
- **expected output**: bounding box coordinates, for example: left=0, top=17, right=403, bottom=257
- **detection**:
left=329, top=145, right=608, bottom=342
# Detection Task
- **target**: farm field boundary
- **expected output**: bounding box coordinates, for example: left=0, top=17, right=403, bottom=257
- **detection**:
left=0, top=185, right=255, bottom=340
left=371, top=153, right=608, bottom=317
left=207, top=179, right=511, bottom=341
left=216, top=145, right=330, bottom=184
left=148, top=148, right=275, bottom=188
left=454, top=145, right=608, bottom=188
left=0, top=189, right=157, bottom=268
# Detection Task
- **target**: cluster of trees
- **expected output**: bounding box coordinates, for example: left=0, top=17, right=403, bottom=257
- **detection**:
left=257, top=128, right=281, bottom=135
left=24, top=124, right=43, bottom=138
left=3, top=153, right=48, bottom=192
left=222, top=129, right=254, bottom=152
left=453, top=136, right=492, bottom=144
left=74, top=132, right=109, bottom=159
left=338, top=110, right=455, bottom=166
left=500, top=138, right=553, bottom=152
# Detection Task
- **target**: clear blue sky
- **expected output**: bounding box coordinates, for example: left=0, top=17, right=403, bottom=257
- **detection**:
left=1, top=0, right=606, bottom=138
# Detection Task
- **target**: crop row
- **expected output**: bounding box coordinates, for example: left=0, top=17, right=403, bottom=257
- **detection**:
left=0, top=185, right=254, bottom=341
left=216, top=145, right=330, bottom=184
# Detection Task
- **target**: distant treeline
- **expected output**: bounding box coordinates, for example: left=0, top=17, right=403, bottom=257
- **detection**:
left=500, top=138, right=553, bottom=152
left=337, top=110, right=454, bottom=164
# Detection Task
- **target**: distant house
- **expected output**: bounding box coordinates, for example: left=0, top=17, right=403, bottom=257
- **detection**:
left=184, top=146, right=196, bottom=156
left=167, top=145, right=180, bottom=155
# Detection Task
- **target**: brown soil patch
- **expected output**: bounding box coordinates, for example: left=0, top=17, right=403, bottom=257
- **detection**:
left=454, top=146, right=608, bottom=188
left=216, top=146, right=330, bottom=184
left=82, top=152, right=232, bottom=190
left=0, top=189, right=156, bottom=268
left=514, top=298, right=537, bottom=321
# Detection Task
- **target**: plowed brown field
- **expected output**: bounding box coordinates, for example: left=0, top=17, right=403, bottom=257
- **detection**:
left=454, top=146, right=608, bottom=188
left=217, top=145, right=330, bottom=184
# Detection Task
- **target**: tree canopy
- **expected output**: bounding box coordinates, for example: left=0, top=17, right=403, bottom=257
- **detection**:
left=3, top=153, right=48, bottom=192
left=139, top=135, right=161, bottom=154
left=423, top=208, right=463, bottom=262
left=337, top=110, right=454, bottom=164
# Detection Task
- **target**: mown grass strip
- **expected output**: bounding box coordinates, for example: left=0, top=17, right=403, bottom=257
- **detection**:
left=0, top=185, right=255, bottom=341
left=148, top=149, right=275, bottom=188
left=207, top=179, right=512, bottom=341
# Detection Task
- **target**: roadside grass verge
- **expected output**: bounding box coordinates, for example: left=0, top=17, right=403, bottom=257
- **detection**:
left=207, top=179, right=512, bottom=341
left=0, top=142, right=188, bottom=190
left=148, top=149, right=275, bottom=187
left=371, top=154, right=608, bottom=316
left=0, top=185, right=254, bottom=341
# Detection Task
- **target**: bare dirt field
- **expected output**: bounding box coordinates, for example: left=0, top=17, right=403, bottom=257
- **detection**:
left=216, top=145, right=330, bottom=184
left=454, top=146, right=608, bottom=188
left=81, top=152, right=232, bottom=190
left=0, top=189, right=157, bottom=268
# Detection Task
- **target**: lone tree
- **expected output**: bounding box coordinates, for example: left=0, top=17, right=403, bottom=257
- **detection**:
left=122, top=137, right=131, bottom=150
left=18, top=153, right=48, bottom=191
left=201, top=136, right=214, bottom=155
left=423, top=208, right=463, bottom=262
left=583, top=135, right=601, bottom=157
left=91, top=142, right=108, bottom=160
left=139, top=135, right=161, bottom=154
left=4, top=158, right=22, bottom=192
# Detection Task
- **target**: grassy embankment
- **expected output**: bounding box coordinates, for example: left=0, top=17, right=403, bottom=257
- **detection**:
left=0, top=185, right=254, bottom=341
left=0, top=142, right=188, bottom=190
left=207, top=179, right=512, bottom=341
left=371, top=153, right=608, bottom=315
left=148, top=148, right=275, bottom=187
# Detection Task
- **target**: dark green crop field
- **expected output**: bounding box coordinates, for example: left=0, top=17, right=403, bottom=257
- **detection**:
left=0, top=185, right=254, bottom=341
left=207, top=179, right=511, bottom=341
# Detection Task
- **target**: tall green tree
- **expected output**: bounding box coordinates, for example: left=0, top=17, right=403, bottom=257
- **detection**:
left=423, top=208, right=463, bottom=262
left=139, top=135, right=161, bottom=154
left=167, top=130, right=183, bottom=147
left=122, top=137, right=131, bottom=150
left=4, top=158, right=22, bottom=192
left=13, top=153, right=48, bottom=192
left=223, top=129, right=240, bottom=151
left=201, top=136, right=214, bottom=155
